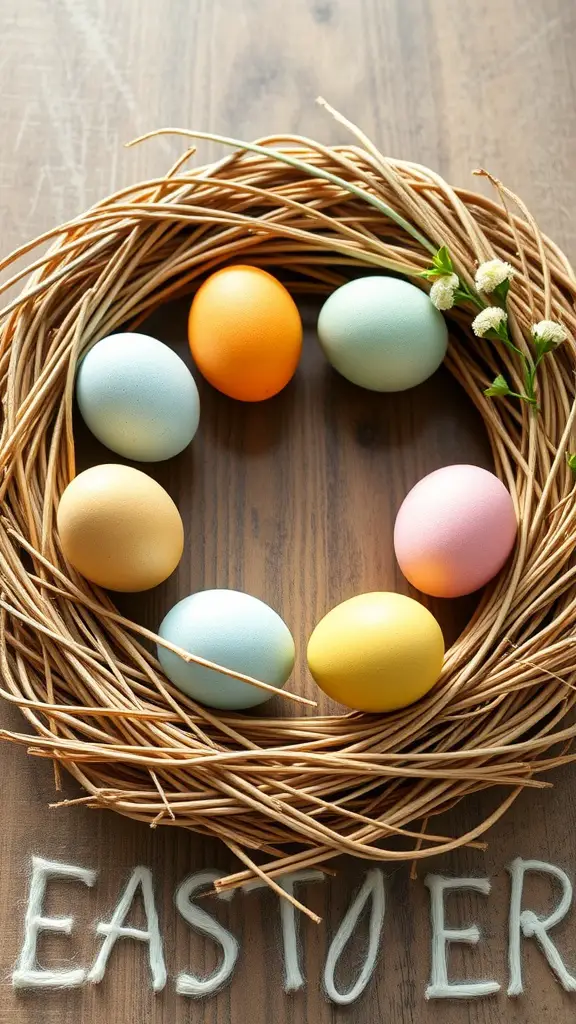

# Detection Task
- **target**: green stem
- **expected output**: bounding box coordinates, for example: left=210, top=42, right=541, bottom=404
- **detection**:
left=128, top=128, right=437, bottom=256
left=533, top=350, right=546, bottom=373
left=456, top=285, right=484, bottom=311
left=510, top=390, right=537, bottom=405
left=523, top=356, right=541, bottom=411
left=506, top=340, right=527, bottom=360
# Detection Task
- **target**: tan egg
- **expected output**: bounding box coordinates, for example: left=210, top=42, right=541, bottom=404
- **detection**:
left=57, top=464, right=184, bottom=592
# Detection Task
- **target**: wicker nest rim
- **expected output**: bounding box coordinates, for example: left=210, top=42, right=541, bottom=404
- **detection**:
left=1, top=103, right=575, bottom=915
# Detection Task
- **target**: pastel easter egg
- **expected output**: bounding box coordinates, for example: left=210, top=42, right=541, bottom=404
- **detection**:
left=57, top=464, right=184, bottom=592
left=157, top=589, right=296, bottom=710
left=76, top=332, right=200, bottom=462
left=317, top=276, right=448, bottom=391
left=188, top=266, right=303, bottom=401
left=307, top=592, right=444, bottom=712
left=394, top=464, right=518, bottom=597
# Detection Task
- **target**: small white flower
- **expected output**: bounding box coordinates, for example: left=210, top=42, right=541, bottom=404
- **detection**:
left=531, top=320, right=568, bottom=346
left=430, top=273, right=459, bottom=311
left=475, top=259, right=515, bottom=294
left=472, top=307, right=508, bottom=338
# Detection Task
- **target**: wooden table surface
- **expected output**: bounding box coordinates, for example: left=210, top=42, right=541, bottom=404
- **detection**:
left=1, top=1, right=576, bottom=1021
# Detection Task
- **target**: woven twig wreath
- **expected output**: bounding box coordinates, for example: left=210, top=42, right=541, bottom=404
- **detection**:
left=1, top=102, right=575, bottom=916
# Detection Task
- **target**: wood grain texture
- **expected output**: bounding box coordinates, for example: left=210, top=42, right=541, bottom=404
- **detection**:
left=1, top=0, right=576, bottom=1021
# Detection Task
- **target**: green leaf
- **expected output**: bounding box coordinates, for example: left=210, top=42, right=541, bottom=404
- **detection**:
left=534, top=335, right=556, bottom=359
left=432, top=245, right=453, bottom=274
left=452, top=282, right=484, bottom=311
left=493, top=278, right=511, bottom=304
left=484, top=374, right=511, bottom=398
left=417, top=268, right=440, bottom=280
left=566, top=452, right=576, bottom=475
left=481, top=323, right=510, bottom=344
left=454, top=287, right=475, bottom=306
left=494, top=320, right=512, bottom=344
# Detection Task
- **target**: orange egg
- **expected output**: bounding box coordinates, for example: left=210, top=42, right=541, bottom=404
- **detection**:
left=188, top=265, right=303, bottom=401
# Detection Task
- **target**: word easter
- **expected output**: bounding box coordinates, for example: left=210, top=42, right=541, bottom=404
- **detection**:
left=11, top=856, right=576, bottom=1004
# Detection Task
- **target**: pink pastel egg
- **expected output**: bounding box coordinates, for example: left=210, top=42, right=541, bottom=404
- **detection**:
left=394, top=464, right=517, bottom=598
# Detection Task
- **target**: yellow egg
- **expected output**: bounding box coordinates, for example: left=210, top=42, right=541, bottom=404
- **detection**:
left=57, top=464, right=184, bottom=592
left=307, top=592, right=444, bottom=712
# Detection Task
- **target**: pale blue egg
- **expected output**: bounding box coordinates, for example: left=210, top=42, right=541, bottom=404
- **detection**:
left=76, top=332, right=200, bottom=462
left=317, top=276, right=448, bottom=391
left=157, top=589, right=296, bottom=710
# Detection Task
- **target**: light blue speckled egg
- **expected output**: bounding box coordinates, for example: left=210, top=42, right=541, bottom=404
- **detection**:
left=157, top=589, right=296, bottom=710
left=76, top=332, right=200, bottom=462
left=317, top=276, right=448, bottom=392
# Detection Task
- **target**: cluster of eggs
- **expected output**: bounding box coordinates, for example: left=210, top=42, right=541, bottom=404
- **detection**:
left=57, top=265, right=518, bottom=714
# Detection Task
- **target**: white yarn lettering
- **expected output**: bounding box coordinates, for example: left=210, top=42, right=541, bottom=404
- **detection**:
left=88, top=866, right=166, bottom=991
left=244, top=869, right=325, bottom=991
left=323, top=868, right=385, bottom=1005
left=175, top=870, right=238, bottom=996
left=424, top=874, right=500, bottom=999
left=18, top=852, right=576, bottom=1003
left=508, top=857, right=576, bottom=995
left=13, top=856, right=97, bottom=989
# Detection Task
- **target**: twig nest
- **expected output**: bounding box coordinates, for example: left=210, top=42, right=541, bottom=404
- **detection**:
left=1, top=112, right=576, bottom=903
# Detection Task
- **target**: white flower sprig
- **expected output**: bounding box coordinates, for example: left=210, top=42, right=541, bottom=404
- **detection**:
left=531, top=320, right=568, bottom=349
left=470, top=307, right=537, bottom=405
left=430, top=273, right=459, bottom=310
left=420, top=246, right=476, bottom=311
left=472, top=307, right=508, bottom=338
left=471, top=304, right=541, bottom=407
left=481, top=315, right=569, bottom=407
left=420, top=245, right=568, bottom=411
left=475, top=259, right=515, bottom=298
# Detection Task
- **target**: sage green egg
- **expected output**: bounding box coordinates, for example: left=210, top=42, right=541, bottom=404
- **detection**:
left=317, top=276, right=448, bottom=392
left=157, top=589, right=296, bottom=711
